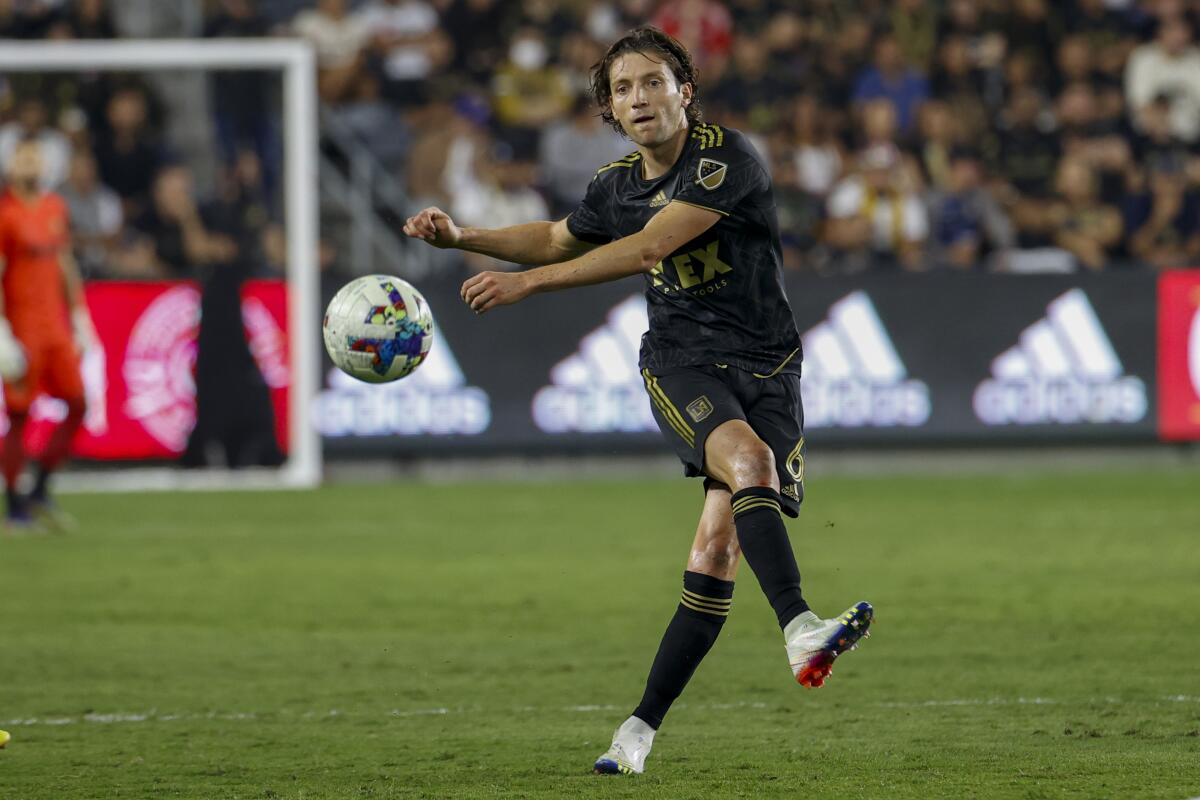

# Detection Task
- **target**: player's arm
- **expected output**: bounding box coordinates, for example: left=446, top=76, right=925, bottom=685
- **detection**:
left=460, top=201, right=722, bottom=314
left=59, top=247, right=97, bottom=353
left=402, top=207, right=595, bottom=266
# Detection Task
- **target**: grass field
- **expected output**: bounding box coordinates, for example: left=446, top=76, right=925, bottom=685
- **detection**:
left=1, top=469, right=1199, bottom=799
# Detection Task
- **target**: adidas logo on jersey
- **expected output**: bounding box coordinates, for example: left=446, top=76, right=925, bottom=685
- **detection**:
left=649, top=190, right=670, bottom=208
left=800, top=292, right=930, bottom=428
left=316, top=323, right=491, bottom=436
left=532, top=295, right=658, bottom=434
left=973, top=289, right=1147, bottom=425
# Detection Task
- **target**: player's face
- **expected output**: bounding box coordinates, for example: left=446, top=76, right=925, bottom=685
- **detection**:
left=608, top=51, right=692, bottom=146
left=6, top=143, right=43, bottom=189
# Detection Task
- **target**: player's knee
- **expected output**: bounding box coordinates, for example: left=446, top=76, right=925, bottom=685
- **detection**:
left=728, top=439, right=777, bottom=490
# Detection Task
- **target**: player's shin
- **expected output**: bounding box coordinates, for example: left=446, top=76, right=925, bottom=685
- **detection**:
left=631, top=570, right=734, bottom=729
left=729, top=487, right=810, bottom=630
left=31, top=397, right=84, bottom=507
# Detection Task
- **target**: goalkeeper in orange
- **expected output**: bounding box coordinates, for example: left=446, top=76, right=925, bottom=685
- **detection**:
left=0, top=138, right=96, bottom=531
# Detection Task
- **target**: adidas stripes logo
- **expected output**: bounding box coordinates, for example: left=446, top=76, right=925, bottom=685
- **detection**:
left=680, top=589, right=732, bottom=617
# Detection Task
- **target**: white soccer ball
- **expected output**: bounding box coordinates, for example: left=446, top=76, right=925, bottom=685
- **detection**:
left=322, top=275, right=434, bottom=383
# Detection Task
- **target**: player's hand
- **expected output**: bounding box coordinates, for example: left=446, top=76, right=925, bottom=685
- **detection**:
left=402, top=206, right=462, bottom=249
left=460, top=270, right=532, bottom=314
left=0, top=317, right=27, bottom=381
left=72, top=307, right=98, bottom=356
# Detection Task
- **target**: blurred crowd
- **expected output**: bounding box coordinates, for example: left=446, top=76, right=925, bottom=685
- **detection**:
left=3, top=0, right=1200, bottom=276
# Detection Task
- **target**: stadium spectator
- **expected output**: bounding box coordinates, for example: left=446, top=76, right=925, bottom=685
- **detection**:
left=1056, top=82, right=1132, bottom=195
left=709, top=32, right=795, bottom=132
left=127, top=164, right=237, bottom=278
left=63, top=0, right=116, bottom=39
left=0, top=97, right=72, bottom=190
left=355, top=0, right=449, bottom=108
left=990, top=86, right=1059, bottom=199
left=206, top=0, right=280, bottom=197
left=824, top=142, right=929, bottom=272
left=1069, top=0, right=1138, bottom=77
left=538, top=95, right=630, bottom=215
left=446, top=136, right=550, bottom=271
left=59, top=149, right=122, bottom=279
left=327, top=72, right=412, bottom=173
left=926, top=147, right=1015, bottom=270
left=790, top=93, right=844, bottom=197
left=852, top=30, right=930, bottom=134
left=1047, top=156, right=1124, bottom=271
left=91, top=84, right=164, bottom=218
left=491, top=27, right=574, bottom=132
left=291, top=0, right=370, bottom=105
left=890, top=0, right=939, bottom=72
left=930, top=34, right=992, bottom=145
left=1002, top=0, right=1063, bottom=80
left=1125, top=13, right=1200, bottom=143
left=1126, top=159, right=1200, bottom=269
left=917, top=100, right=960, bottom=191
left=441, top=0, right=507, bottom=85
left=650, top=0, right=732, bottom=68
left=858, top=97, right=901, bottom=150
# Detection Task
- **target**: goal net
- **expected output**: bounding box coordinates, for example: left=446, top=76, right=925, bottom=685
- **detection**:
left=0, top=39, right=320, bottom=490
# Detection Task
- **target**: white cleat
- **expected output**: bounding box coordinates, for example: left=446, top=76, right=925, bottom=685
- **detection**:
left=593, top=715, right=655, bottom=775
left=784, top=601, right=874, bottom=688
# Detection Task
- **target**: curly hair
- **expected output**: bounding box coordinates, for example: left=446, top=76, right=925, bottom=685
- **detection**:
left=589, top=25, right=703, bottom=136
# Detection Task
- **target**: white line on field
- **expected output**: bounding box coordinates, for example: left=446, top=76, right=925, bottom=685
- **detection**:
left=3, top=696, right=1197, bottom=728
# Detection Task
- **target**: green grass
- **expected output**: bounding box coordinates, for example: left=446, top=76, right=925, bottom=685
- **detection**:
left=1, top=470, right=1199, bottom=799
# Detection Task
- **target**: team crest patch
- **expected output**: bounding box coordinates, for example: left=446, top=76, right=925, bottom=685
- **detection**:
left=686, top=395, right=714, bottom=423
left=696, top=158, right=727, bottom=190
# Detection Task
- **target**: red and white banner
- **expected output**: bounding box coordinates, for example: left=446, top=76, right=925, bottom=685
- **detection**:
left=1157, top=270, right=1200, bottom=441
left=0, top=280, right=289, bottom=460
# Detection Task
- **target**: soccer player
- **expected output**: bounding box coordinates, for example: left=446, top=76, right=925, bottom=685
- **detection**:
left=0, top=138, right=94, bottom=531
left=402, top=26, right=872, bottom=775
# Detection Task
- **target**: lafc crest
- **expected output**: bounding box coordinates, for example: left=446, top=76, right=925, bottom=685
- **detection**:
left=696, top=158, right=727, bottom=190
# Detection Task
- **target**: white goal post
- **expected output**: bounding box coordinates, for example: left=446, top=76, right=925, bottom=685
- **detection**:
left=0, top=39, right=321, bottom=490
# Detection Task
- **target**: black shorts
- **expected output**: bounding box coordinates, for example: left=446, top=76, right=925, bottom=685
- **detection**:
left=640, top=364, right=806, bottom=517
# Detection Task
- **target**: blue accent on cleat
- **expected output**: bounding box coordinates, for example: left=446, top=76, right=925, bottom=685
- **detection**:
left=593, top=758, right=620, bottom=775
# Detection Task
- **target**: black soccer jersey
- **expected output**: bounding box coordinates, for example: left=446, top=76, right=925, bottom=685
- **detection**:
left=567, top=123, right=802, bottom=377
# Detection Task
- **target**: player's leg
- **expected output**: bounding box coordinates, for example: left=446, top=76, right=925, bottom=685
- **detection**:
left=2, top=367, right=36, bottom=529
left=703, top=418, right=813, bottom=627
left=730, top=370, right=872, bottom=687
left=28, top=339, right=86, bottom=529
left=595, top=482, right=740, bottom=775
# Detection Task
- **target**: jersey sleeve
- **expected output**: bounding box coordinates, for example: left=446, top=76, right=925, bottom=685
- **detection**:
left=673, top=126, right=770, bottom=217
left=565, top=174, right=614, bottom=245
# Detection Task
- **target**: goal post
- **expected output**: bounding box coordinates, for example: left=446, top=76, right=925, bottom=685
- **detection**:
left=0, top=39, right=321, bottom=490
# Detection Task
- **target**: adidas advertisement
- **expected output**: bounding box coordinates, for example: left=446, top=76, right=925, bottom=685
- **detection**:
left=316, top=272, right=1160, bottom=454
left=531, top=295, right=657, bottom=434
left=973, top=289, right=1148, bottom=426
left=314, top=322, right=491, bottom=438
left=800, top=292, right=930, bottom=428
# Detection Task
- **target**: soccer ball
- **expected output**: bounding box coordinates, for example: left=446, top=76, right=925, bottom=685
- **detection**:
left=322, top=275, right=434, bottom=383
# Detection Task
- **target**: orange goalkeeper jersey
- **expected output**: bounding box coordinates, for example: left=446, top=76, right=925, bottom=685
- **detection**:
left=0, top=188, right=72, bottom=342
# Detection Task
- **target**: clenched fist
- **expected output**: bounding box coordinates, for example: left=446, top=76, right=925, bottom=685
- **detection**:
left=402, top=206, right=462, bottom=249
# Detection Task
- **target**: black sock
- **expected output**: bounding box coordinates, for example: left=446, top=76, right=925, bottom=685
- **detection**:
left=632, top=570, right=734, bottom=730
left=5, top=486, right=21, bottom=516
left=31, top=464, right=50, bottom=502
left=730, top=487, right=809, bottom=630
